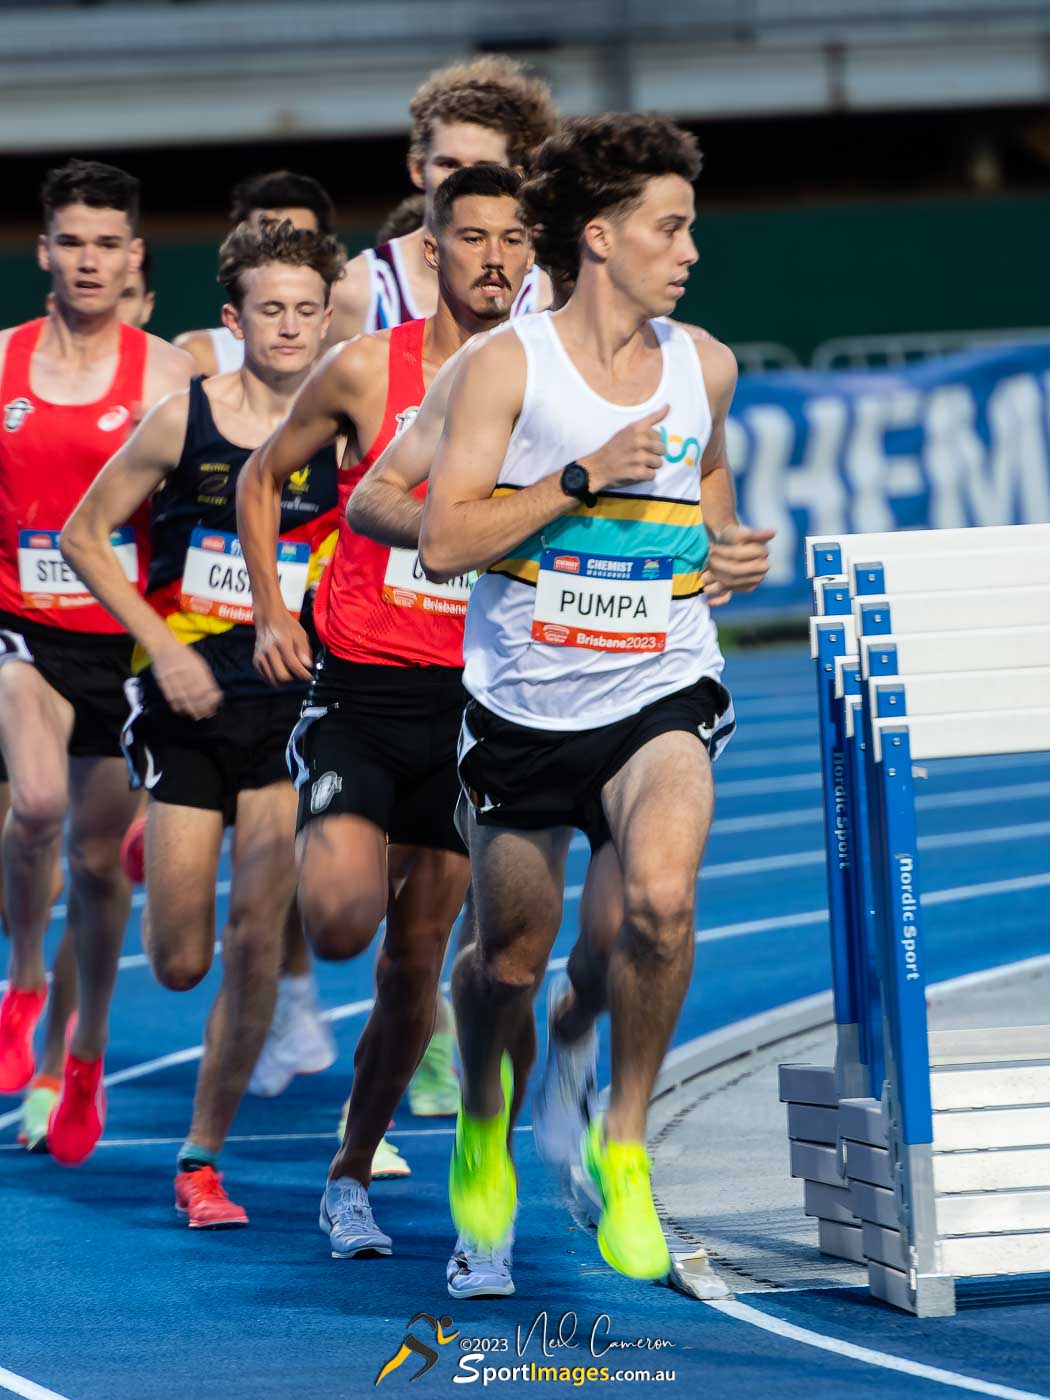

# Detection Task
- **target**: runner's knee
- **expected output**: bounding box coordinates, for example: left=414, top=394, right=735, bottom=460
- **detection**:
left=622, top=875, right=695, bottom=955
left=67, top=834, right=124, bottom=892
left=150, top=941, right=211, bottom=993
left=301, top=886, right=385, bottom=962
left=8, top=784, right=67, bottom=844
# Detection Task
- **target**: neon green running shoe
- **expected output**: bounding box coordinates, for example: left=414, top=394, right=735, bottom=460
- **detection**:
left=449, top=1054, right=516, bottom=1249
left=372, top=1137, right=411, bottom=1180
left=408, top=1026, right=460, bottom=1118
left=18, top=1083, right=58, bottom=1154
left=582, top=1116, right=671, bottom=1280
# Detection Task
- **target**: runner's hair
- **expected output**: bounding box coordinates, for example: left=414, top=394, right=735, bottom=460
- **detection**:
left=41, top=159, right=141, bottom=231
left=520, top=114, right=702, bottom=282
left=431, top=164, right=523, bottom=237
left=376, top=193, right=426, bottom=244
left=229, top=171, right=336, bottom=235
left=409, top=55, right=559, bottom=170
left=218, top=220, right=347, bottom=308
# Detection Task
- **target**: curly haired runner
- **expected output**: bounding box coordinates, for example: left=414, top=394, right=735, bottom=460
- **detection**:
left=62, top=222, right=345, bottom=1225
left=326, top=55, right=560, bottom=342
left=418, top=113, right=775, bottom=1282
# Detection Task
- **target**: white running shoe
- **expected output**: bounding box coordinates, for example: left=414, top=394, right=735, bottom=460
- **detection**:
left=447, top=1226, right=515, bottom=1298
left=248, top=974, right=337, bottom=1098
left=320, top=1178, right=392, bottom=1258
left=531, top=974, right=598, bottom=1166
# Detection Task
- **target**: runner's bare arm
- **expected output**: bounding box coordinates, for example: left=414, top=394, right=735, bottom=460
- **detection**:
left=419, top=335, right=673, bottom=582
left=60, top=393, right=222, bottom=719
left=323, top=254, right=373, bottom=346
left=694, top=334, right=773, bottom=595
left=237, top=340, right=362, bottom=686
left=172, top=330, right=220, bottom=377
left=347, top=341, right=471, bottom=547
left=142, top=337, right=194, bottom=411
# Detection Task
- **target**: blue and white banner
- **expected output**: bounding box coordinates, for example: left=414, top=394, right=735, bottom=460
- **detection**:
left=724, top=343, right=1050, bottom=615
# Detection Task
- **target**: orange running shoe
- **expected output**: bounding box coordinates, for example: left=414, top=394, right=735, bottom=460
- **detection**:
left=120, top=813, right=146, bottom=886
left=48, top=1052, right=106, bottom=1165
left=175, top=1166, right=249, bottom=1229
left=0, top=986, right=47, bottom=1093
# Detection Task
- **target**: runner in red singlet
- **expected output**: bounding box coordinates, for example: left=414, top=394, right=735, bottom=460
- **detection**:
left=0, top=159, right=192, bottom=1165
left=236, top=165, right=532, bottom=1265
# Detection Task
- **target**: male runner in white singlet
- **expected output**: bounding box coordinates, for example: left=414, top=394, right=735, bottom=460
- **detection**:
left=326, top=55, right=557, bottom=342
left=419, top=115, right=774, bottom=1282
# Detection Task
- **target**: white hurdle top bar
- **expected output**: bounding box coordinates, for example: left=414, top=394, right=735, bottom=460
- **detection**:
left=806, top=524, right=1050, bottom=578
left=872, top=707, right=1050, bottom=762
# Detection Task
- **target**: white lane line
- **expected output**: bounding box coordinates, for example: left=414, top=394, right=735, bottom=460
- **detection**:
left=0, top=995, right=375, bottom=1133
left=706, top=1299, right=1050, bottom=1400
left=0, top=1366, right=72, bottom=1400
left=0, top=1125, right=529, bottom=1153
left=564, top=819, right=1050, bottom=894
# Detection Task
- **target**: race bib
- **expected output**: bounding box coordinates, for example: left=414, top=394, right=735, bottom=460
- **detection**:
left=179, top=529, right=309, bottom=625
left=381, top=547, right=474, bottom=618
left=19, top=526, right=137, bottom=609
left=531, top=549, right=672, bottom=653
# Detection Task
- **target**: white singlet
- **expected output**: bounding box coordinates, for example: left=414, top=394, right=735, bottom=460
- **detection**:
left=462, top=313, right=724, bottom=732
left=207, top=326, right=245, bottom=374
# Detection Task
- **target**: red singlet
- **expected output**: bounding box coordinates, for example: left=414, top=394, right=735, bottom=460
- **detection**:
left=0, top=318, right=149, bottom=634
left=314, top=318, right=470, bottom=669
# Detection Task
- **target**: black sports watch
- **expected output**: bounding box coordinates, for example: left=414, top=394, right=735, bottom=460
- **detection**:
left=560, top=462, right=597, bottom=508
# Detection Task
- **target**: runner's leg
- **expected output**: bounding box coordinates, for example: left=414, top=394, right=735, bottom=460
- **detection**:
left=331, top=843, right=469, bottom=1187
left=600, top=730, right=712, bottom=1142
left=185, top=781, right=298, bottom=1154
left=0, top=662, right=73, bottom=992
left=64, top=755, right=142, bottom=1061
left=142, top=800, right=222, bottom=993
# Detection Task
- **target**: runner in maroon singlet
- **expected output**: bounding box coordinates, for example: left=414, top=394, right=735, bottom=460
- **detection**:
left=326, top=56, right=558, bottom=343
left=236, top=165, right=532, bottom=1264
left=0, top=160, right=192, bottom=1165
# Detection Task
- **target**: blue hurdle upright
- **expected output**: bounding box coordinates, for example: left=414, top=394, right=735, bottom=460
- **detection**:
left=780, top=522, right=1050, bottom=1316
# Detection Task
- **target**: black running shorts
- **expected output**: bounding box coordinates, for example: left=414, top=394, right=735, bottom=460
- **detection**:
left=0, top=610, right=134, bottom=760
left=458, top=674, right=735, bottom=851
left=121, top=678, right=302, bottom=827
left=288, top=651, right=467, bottom=854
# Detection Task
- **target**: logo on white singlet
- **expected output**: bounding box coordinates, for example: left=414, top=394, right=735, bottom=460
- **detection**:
left=3, top=398, right=33, bottom=433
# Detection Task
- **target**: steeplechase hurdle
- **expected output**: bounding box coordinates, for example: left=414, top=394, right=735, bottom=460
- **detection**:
left=779, top=522, right=1050, bottom=1316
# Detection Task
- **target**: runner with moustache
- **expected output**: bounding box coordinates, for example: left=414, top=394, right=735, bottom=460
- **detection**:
left=61, top=222, right=344, bottom=1225
left=0, top=160, right=192, bottom=1165
left=236, top=165, right=532, bottom=1265
left=418, top=115, right=773, bottom=1282
left=326, top=55, right=557, bottom=343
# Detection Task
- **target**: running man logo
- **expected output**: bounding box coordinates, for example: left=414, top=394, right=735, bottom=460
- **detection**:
left=375, top=1313, right=459, bottom=1386
left=288, top=466, right=310, bottom=493
left=3, top=397, right=33, bottom=433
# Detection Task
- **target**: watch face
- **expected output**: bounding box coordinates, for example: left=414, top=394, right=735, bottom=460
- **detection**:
left=563, top=464, right=587, bottom=493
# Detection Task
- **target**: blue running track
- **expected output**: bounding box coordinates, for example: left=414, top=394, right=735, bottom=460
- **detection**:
left=2, top=644, right=1049, bottom=1400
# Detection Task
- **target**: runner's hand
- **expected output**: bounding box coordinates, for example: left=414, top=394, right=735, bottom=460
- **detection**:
left=253, top=612, right=314, bottom=687
left=152, top=643, right=223, bottom=720
left=582, top=405, right=670, bottom=492
left=703, top=576, right=733, bottom=607
left=705, top=524, right=775, bottom=594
